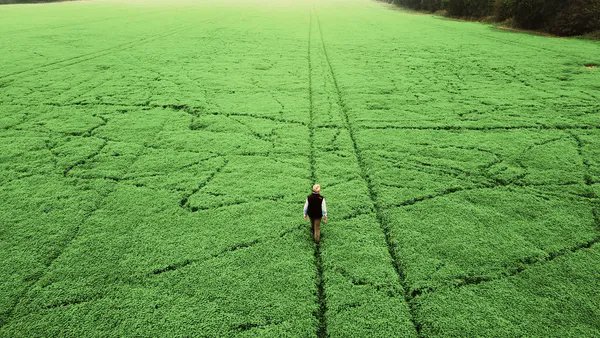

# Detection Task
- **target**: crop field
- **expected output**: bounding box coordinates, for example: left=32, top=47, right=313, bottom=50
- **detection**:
left=1, top=0, right=599, bottom=336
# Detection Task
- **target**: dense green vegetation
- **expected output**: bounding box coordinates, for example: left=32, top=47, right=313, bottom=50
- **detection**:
left=391, top=0, right=600, bottom=36
left=1, top=0, right=599, bottom=336
left=0, top=0, right=73, bottom=4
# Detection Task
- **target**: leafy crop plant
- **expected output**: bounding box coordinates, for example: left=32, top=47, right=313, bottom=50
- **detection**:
left=0, top=0, right=599, bottom=336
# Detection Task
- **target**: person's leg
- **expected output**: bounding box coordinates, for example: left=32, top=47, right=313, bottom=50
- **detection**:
left=313, top=217, right=321, bottom=242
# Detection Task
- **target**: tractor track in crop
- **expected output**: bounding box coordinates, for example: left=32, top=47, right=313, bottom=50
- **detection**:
left=0, top=24, right=191, bottom=85
left=308, top=11, right=328, bottom=338
left=2, top=3, right=599, bottom=335
left=0, top=115, right=172, bottom=330
left=0, top=7, right=169, bottom=36
left=387, top=129, right=600, bottom=301
left=361, top=124, right=600, bottom=131
left=409, top=233, right=600, bottom=300
left=315, top=11, right=422, bottom=337
left=149, top=222, right=305, bottom=278
left=179, top=158, right=229, bottom=212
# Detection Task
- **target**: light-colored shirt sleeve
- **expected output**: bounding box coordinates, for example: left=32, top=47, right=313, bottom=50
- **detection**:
left=322, top=198, right=327, bottom=217
left=303, top=198, right=308, bottom=216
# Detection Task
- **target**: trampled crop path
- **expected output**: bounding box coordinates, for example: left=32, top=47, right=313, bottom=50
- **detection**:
left=1, top=0, right=599, bottom=336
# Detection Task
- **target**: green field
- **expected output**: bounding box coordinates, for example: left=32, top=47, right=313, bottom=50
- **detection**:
left=1, top=0, right=599, bottom=336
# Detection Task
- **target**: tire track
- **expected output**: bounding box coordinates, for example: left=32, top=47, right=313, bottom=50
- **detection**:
left=377, top=131, right=600, bottom=299
left=179, top=158, right=229, bottom=212
left=308, top=12, right=317, bottom=185
left=0, top=7, right=167, bottom=36
left=308, top=11, right=328, bottom=338
left=62, top=139, right=108, bottom=177
left=314, top=11, right=421, bottom=337
left=410, top=233, right=600, bottom=299
left=1, top=102, right=308, bottom=128
left=569, top=131, right=594, bottom=186
left=0, top=24, right=190, bottom=84
left=361, top=124, right=600, bottom=131
left=0, top=116, right=172, bottom=330
left=1, top=16, right=119, bottom=36
left=147, top=222, right=305, bottom=278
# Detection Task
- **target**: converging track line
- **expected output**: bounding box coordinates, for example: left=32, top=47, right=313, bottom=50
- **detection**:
left=308, top=10, right=329, bottom=338
left=314, top=11, right=422, bottom=336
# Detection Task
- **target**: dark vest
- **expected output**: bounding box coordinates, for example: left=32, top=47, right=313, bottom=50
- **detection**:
left=307, top=193, right=324, bottom=219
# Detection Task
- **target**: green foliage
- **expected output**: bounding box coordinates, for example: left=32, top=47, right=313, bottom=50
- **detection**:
left=1, top=0, right=599, bottom=336
left=512, top=0, right=562, bottom=29
left=550, top=0, right=600, bottom=36
left=394, top=0, right=600, bottom=36
left=414, top=245, right=600, bottom=336
left=493, top=0, right=515, bottom=21
left=394, top=0, right=445, bottom=11
left=0, top=0, right=71, bottom=3
left=446, top=0, right=494, bottom=17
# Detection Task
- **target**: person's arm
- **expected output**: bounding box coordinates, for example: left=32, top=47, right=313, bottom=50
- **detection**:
left=322, top=198, right=327, bottom=223
left=303, top=198, right=309, bottom=219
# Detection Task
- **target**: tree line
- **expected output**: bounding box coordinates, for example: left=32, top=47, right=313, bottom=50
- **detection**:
left=389, top=0, right=600, bottom=36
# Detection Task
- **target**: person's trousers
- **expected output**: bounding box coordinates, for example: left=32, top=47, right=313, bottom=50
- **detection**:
left=310, top=217, right=321, bottom=242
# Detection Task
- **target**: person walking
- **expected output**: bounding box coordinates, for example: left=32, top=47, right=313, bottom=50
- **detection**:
left=304, top=184, right=327, bottom=243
